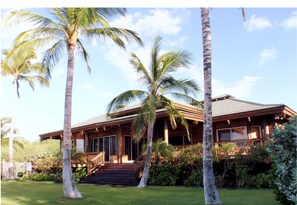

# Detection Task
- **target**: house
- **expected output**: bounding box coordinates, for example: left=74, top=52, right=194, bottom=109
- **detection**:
left=40, top=94, right=296, bottom=164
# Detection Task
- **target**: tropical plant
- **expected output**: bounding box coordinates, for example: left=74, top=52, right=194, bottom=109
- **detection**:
left=200, top=8, right=221, bottom=205
left=107, top=36, right=200, bottom=188
left=5, top=8, right=142, bottom=198
left=267, top=117, right=297, bottom=205
left=1, top=45, right=49, bottom=180
left=142, top=139, right=175, bottom=165
left=0, top=117, right=25, bottom=149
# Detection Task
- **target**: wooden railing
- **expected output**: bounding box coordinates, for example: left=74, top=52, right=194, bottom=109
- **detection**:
left=85, top=152, right=105, bottom=175
left=214, top=138, right=267, bottom=155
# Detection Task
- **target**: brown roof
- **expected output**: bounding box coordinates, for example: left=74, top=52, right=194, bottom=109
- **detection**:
left=39, top=95, right=296, bottom=140
left=212, top=95, right=283, bottom=117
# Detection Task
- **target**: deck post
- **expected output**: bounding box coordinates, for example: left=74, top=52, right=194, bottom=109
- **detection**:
left=164, top=118, right=169, bottom=144
left=117, top=126, right=123, bottom=164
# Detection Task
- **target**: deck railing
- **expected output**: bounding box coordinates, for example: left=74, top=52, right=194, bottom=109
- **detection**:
left=214, top=138, right=267, bottom=155
left=85, top=152, right=105, bottom=174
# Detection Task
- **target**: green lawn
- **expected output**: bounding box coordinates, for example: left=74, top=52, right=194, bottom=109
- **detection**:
left=1, top=180, right=280, bottom=205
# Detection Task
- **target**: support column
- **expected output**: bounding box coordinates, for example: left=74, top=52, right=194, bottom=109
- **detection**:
left=164, top=118, right=169, bottom=144
left=117, top=126, right=123, bottom=164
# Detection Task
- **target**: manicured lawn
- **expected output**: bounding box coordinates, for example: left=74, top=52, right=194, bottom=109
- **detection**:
left=1, top=180, right=280, bottom=205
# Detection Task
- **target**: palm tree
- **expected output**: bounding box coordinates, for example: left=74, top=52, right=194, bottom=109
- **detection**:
left=107, top=36, right=200, bottom=188
left=200, top=8, right=245, bottom=205
left=200, top=7, right=221, bottom=204
left=5, top=8, right=142, bottom=198
left=0, top=117, right=25, bottom=150
left=1, top=46, right=49, bottom=179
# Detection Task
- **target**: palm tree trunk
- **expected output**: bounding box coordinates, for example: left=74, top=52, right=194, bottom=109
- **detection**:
left=137, top=123, right=154, bottom=188
left=8, top=79, right=17, bottom=179
left=201, top=8, right=221, bottom=205
left=62, top=45, right=82, bottom=198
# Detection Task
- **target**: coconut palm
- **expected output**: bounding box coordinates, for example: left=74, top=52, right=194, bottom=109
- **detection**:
left=200, top=8, right=221, bottom=205
left=1, top=46, right=49, bottom=179
left=107, top=36, right=200, bottom=188
left=5, top=8, right=142, bottom=198
left=200, top=8, right=246, bottom=205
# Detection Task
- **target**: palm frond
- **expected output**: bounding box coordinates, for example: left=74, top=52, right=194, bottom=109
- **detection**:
left=150, top=36, right=162, bottom=82
left=161, top=77, right=200, bottom=96
left=158, top=50, right=192, bottom=77
left=164, top=92, right=202, bottom=108
left=161, top=96, right=189, bottom=136
left=77, top=39, right=91, bottom=73
left=132, top=111, right=147, bottom=142
left=5, top=10, right=59, bottom=29
left=107, top=90, right=148, bottom=114
left=95, top=8, right=126, bottom=19
left=130, top=52, right=152, bottom=85
left=42, top=39, right=66, bottom=72
left=83, top=27, right=142, bottom=49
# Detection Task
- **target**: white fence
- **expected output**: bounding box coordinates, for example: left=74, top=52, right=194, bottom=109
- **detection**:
left=1, top=160, right=32, bottom=179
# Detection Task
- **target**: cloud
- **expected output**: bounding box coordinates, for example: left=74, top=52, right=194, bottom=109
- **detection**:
left=81, top=82, right=114, bottom=99
left=245, top=15, right=273, bottom=32
left=101, top=9, right=189, bottom=87
left=176, top=65, right=261, bottom=100
left=111, top=9, right=183, bottom=37
left=213, top=76, right=261, bottom=99
left=258, top=48, right=278, bottom=65
left=281, top=11, right=297, bottom=29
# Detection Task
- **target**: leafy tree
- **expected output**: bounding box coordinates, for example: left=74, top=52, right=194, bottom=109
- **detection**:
left=107, top=36, right=200, bottom=188
left=5, top=8, right=142, bottom=198
left=1, top=45, right=49, bottom=179
left=267, top=117, right=297, bottom=205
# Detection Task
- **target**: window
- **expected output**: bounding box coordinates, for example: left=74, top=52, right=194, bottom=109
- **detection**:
left=169, top=135, right=192, bottom=146
left=250, top=126, right=261, bottom=139
left=76, top=139, right=84, bottom=152
left=217, top=127, right=247, bottom=142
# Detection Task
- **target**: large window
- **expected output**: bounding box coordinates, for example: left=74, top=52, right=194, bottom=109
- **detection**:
left=169, top=135, right=192, bottom=146
left=217, top=127, right=247, bottom=142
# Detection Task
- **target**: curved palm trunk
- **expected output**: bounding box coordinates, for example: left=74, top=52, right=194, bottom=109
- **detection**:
left=62, top=45, right=82, bottom=198
left=137, top=123, right=154, bottom=188
left=201, top=8, right=221, bottom=205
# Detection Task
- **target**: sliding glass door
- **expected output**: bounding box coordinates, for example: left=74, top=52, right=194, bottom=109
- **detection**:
left=88, top=136, right=116, bottom=162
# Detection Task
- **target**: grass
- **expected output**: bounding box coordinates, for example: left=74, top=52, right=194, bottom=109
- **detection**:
left=1, top=180, right=280, bottom=205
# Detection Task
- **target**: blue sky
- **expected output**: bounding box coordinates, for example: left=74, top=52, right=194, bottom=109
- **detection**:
left=1, top=8, right=296, bottom=141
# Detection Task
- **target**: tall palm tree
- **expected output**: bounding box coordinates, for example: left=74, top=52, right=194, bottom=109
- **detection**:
left=5, top=8, right=142, bottom=198
left=107, top=36, right=200, bottom=188
left=200, top=8, right=245, bottom=205
left=200, top=8, right=221, bottom=205
left=1, top=46, right=49, bottom=179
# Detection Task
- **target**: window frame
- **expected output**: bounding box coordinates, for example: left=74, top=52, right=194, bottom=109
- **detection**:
left=216, top=126, right=247, bottom=142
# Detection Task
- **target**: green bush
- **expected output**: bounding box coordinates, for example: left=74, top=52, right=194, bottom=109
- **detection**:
left=267, top=117, right=297, bottom=205
left=21, top=172, right=62, bottom=181
left=73, top=167, right=87, bottom=182
left=149, top=164, right=181, bottom=186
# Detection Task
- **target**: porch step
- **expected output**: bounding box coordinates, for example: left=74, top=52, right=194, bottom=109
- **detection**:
left=80, top=163, right=137, bottom=186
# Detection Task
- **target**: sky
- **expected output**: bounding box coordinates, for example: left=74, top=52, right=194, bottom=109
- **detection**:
left=1, top=5, right=297, bottom=141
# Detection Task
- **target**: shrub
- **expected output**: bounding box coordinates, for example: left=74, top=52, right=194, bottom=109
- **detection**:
left=73, top=167, right=87, bottom=182
left=267, top=117, right=297, bottom=205
left=21, top=172, right=62, bottom=181
left=148, top=164, right=181, bottom=186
